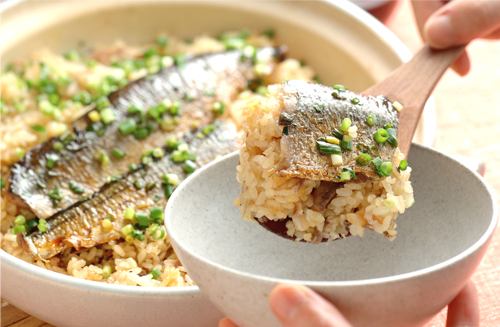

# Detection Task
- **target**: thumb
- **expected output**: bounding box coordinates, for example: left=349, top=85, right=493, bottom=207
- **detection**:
left=424, top=0, right=500, bottom=49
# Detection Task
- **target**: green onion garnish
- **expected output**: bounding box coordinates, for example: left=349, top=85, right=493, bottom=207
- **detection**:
left=351, top=98, right=360, bottom=104
left=16, top=148, right=26, bottom=159
left=149, top=206, right=163, bottom=221
left=314, top=104, right=325, bottom=112
left=14, top=215, right=26, bottom=226
left=384, top=123, right=392, bottom=129
left=174, top=54, right=186, bottom=67
left=316, top=140, right=342, bottom=155
left=262, top=28, right=275, bottom=38
left=30, top=125, right=47, bottom=133
left=212, top=101, right=225, bottom=115
left=102, top=265, right=112, bottom=278
left=340, top=118, right=351, bottom=132
left=386, top=128, right=398, bottom=147
left=119, top=118, right=137, bottom=135
left=371, top=157, right=383, bottom=171
left=374, top=129, right=388, bottom=143
left=12, top=225, right=26, bottom=235
left=152, top=147, right=164, bottom=159
left=282, top=126, right=289, bottom=136
left=38, top=219, right=48, bottom=232
left=151, top=227, right=165, bottom=240
left=156, top=35, right=168, bottom=47
left=134, top=212, right=150, bottom=228
left=148, top=268, right=161, bottom=280
left=380, top=162, right=393, bottom=177
left=183, top=160, right=197, bottom=173
left=121, top=224, right=134, bottom=236
left=133, top=127, right=150, bottom=139
left=165, top=184, right=174, bottom=198
left=100, top=108, right=115, bottom=125
left=399, top=160, right=408, bottom=171
left=163, top=173, right=179, bottom=186
left=146, top=182, right=156, bottom=190
left=366, top=113, right=376, bottom=126
left=95, top=96, right=111, bottom=111
left=0, top=178, right=5, bottom=190
left=128, top=103, right=142, bottom=115
left=26, top=219, right=38, bottom=230
left=46, top=153, right=60, bottom=169
left=134, top=178, right=145, bottom=189
left=52, top=141, right=64, bottom=151
left=131, top=229, right=145, bottom=241
left=343, top=167, right=357, bottom=180
left=333, top=84, right=348, bottom=92
left=339, top=172, right=351, bottom=181
left=356, top=154, right=372, bottom=166
left=204, top=88, right=216, bottom=97
left=112, top=148, right=126, bottom=159
left=129, top=163, right=138, bottom=172
left=332, top=129, right=344, bottom=139
left=124, top=207, right=135, bottom=220
left=69, top=181, right=84, bottom=194
left=166, top=137, right=180, bottom=151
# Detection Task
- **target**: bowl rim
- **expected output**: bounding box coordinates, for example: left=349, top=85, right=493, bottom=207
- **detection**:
left=1, top=0, right=426, bottom=296
left=165, top=143, right=499, bottom=288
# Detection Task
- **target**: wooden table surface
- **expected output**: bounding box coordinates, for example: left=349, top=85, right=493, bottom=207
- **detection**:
left=2, top=1, right=499, bottom=326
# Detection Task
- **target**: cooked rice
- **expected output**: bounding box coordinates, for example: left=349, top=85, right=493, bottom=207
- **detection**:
left=235, top=86, right=414, bottom=242
left=1, top=31, right=313, bottom=286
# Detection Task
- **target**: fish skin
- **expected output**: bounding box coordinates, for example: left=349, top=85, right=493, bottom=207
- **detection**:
left=276, top=80, right=399, bottom=182
left=18, top=122, right=240, bottom=261
left=9, top=47, right=285, bottom=219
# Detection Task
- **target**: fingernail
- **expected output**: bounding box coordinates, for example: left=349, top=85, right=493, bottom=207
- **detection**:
left=270, top=285, right=310, bottom=321
left=425, top=13, right=455, bottom=48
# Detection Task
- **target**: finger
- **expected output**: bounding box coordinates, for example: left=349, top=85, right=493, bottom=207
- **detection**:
left=411, top=0, right=448, bottom=39
left=269, top=284, right=352, bottom=327
left=424, top=0, right=500, bottom=48
left=446, top=280, right=480, bottom=327
left=219, top=317, right=239, bottom=327
left=451, top=50, right=471, bottom=76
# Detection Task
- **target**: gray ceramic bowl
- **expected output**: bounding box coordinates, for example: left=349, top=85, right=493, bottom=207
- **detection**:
left=165, top=144, right=498, bottom=327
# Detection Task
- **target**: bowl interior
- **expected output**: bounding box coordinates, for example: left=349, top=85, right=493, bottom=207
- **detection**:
left=167, top=144, right=495, bottom=281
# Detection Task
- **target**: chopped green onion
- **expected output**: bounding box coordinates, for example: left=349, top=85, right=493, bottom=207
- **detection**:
left=143, top=48, right=157, bottom=59
left=333, top=84, right=348, bottom=92
left=325, top=136, right=340, bottom=145
left=129, top=163, right=138, bottom=172
left=204, top=88, right=216, bottom=97
left=48, top=186, right=63, bottom=201
left=174, top=54, right=186, bottom=67
left=46, top=153, right=60, bottom=168
left=95, top=150, right=110, bottom=168
left=343, top=167, right=357, bottom=180
left=102, top=265, right=112, bottom=278
left=368, top=145, right=380, bottom=156
left=223, top=37, right=246, bottom=50
left=340, top=118, right=352, bottom=132
left=88, top=111, right=101, bottom=122
left=163, top=173, right=179, bottom=186
left=124, top=207, right=135, bottom=220
left=101, top=218, right=113, bottom=232
left=73, top=91, right=92, bottom=105
left=131, top=229, right=145, bottom=241
left=26, top=219, right=38, bottom=230
left=12, top=225, right=26, bottom=235
left=146, top=182, right=156, bottom=190
left=371, top=157, right=383, bottom=170
left=331, top=154, right=343, bottom=166
left=380, top=162, right=393, bottom=177
left=356, top=154, right=372, bottom=166
left=95, top=96, right=111, bottom=111
left=314, top=104, right=325, bottom=112
left=100, top=108, right=115, bottom=124
left=152, top=147, right=164, bottom=159
left=30, top=125, right=46, bottom=133
left=202, top=124, right=217, bottom=135
left=374, top=129, right=388, bottom=143
left=119, top=118, right=137, bottom=135
left=14, top=215, right=26, bottom=225
left=212, top=101, right=225, bottom=115
left=156, top=35, right=168, bottom=48
left=151, top=227, right=166, bottom=240
left=172, top=150, right=184, bottom=163
left=262, top=28, right=275, bottom=38
left=183, top=160, right=197, bottom=173
left=339, top=172, right=351, bottom=181
left=165, top=184, right=174, bottom=198
left=69, top=181, right=84, bottom=194
left=142, top=155, right=153, bottom=165
left=386, top=128, right=398, bottom=147
left=351, top=97, right=360, bottom=104
left=384, top=197, right=396, bottom=208
left=356, top=143, right=369, bottom=153
left=366, top=113, right=376, bottom=126
left=332, top=129, right=344, bottom=139
left=112, top=148, right=126, bottom=159
left=1, top=178, right=5, bottom=190
left=37, top=181, right=47, bottom=188
left=149, top=206, right=163, bottom=220
left=134, top=178, right=145, bottom=189
left=133, top=127, right=150, bottom=139
left=64, top=50, right=80, bottom=61
left=399, top=160, right=408, bottom=171
left=128, top=103, right=142, bottom=115
left=38, top=219, right=48, bottom=232
left=135, top=212, right=150, bottom=228
left=316, top=140, right=341, bottom=155
left=282, top=126, right=289, bottom=136
left=15, top=147, right=26, bottom=158
left=341, top=139, right=352, bottom=150
left=169, top=100, right=181, bottom=115
left=384, top=123, right=392, bottom=129
left=148, top=268, right=161, bottom=280
left=166, top=137, right=180, bottom=150
left=121, top=224, right=134, bottom=236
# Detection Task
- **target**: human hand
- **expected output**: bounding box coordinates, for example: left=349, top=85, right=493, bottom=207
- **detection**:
left=412, top=0, right=500, bottom=75
left=219, top=280, right=479, bottom=327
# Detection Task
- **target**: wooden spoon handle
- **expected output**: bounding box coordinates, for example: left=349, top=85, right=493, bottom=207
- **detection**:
left=362, top=44, right=466, bottom=156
